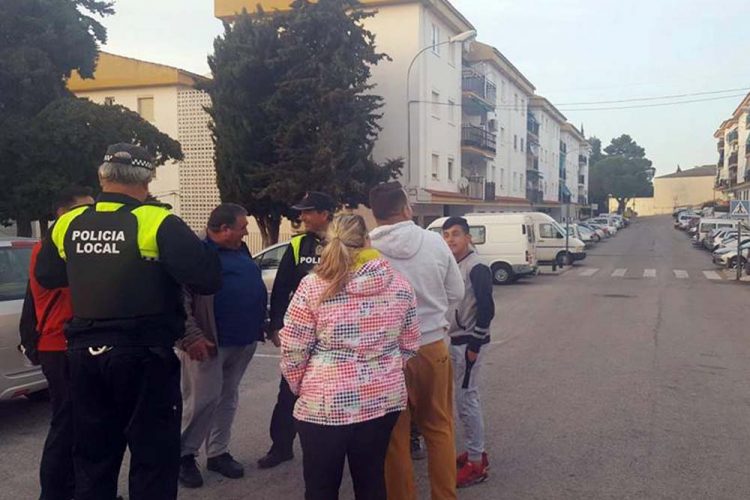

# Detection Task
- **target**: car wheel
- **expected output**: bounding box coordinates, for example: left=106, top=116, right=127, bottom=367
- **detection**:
left=729, top=257, right=746, bottom=269
left=594, top=234, right=601, bottom=242
left=556, top=251, right=572, bottom=267
left=492, top=264, right=514, bottom=285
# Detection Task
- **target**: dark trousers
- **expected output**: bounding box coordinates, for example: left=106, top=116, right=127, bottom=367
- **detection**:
left=268, top=375, right=298, bottom=455
left=297, top=412, right=400, bottom=500
left=68, top=346, right=181, bottom=500
left=38, top=351, right=74, bottom=500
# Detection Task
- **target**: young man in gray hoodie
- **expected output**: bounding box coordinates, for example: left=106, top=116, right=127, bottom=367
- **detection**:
left=369, top=182, right=464, bottom=500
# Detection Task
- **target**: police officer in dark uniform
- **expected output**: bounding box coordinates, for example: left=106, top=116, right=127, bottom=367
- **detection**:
left=257, top=191, right=335, bottom=469
left=35, top=144, right=221, bottom=500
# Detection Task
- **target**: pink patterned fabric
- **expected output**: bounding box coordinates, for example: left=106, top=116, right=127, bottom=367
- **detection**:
left=280, top=258, right=420, bottom=426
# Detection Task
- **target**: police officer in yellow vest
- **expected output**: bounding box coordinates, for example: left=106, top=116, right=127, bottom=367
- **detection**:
left=257, top=191, right=335, bottom=469
left=35, top=144, right=221, bottom=500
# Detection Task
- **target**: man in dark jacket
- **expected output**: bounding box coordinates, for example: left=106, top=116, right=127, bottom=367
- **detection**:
left=20, top=186, right=94, bottom=500
left=257, top=191, right=335, bottom=469
left=177, top=203, right=267, bottom=489
left=34, top=144, right=220, bottom=500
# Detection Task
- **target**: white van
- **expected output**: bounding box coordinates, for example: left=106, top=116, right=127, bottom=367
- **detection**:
left=519, top=212, right=586, bottom=265
left=427, top=214, right=537, bottom=285
left=697, top=218, right=738, bottom=242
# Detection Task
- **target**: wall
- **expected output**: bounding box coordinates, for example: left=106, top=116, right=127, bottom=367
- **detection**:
left=612, top=175, right=722, bottom=215
left=74, top=86, right=182, bottom=214
left=532, top=108, right=561, bottom=202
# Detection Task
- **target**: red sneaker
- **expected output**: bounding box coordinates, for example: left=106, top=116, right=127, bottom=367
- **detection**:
left=456, top=452, right=490, bottom=469
left=457, top=461, right=489, bottom=488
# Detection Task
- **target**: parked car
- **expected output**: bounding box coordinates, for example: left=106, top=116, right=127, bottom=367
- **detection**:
left=0, top=237, right=48, bottom=401
left=697, top=218, right=739, bottom=243
left=428, top=213, right=538, bottom=285
left=252, top=241, right=288, bottom=299
left=588, top=217, right=618, bottom=235
left=713, top=242, right=750, bottom=269
left=579, top=223, right=605, bottom=241
left=573, top=224, right=596, bottom=247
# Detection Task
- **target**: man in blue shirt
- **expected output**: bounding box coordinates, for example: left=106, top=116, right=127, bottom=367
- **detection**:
left=177, top=203, right=267, bottom=489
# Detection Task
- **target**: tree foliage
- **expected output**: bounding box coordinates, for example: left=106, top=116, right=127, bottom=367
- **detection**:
left=205, top=0, right=402, bottom=245
left=588, top=134, right=654, bottom=214
left=0, top=98, right=183, bottom=235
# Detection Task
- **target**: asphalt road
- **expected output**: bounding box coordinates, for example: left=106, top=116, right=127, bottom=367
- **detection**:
left=3, top=215, right=750, bottom=499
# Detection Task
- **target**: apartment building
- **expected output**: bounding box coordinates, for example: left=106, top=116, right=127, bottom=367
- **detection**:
left=214, top=0, right=591, bottom=225
left=67, top=52, right=221, bottom=230
left=714, top=92, right=750, bottom=201
left=561, top=123, right=590, bottom=211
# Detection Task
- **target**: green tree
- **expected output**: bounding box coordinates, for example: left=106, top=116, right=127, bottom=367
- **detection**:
left=0, top=98, right=183, bottom=236
left=205, top=0, right=401, bottom=246
left=589, top=134, right=654, bottom=214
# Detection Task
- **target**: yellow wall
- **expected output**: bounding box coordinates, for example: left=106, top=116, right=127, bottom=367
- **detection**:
left=609, top=175, right=724, bottom=215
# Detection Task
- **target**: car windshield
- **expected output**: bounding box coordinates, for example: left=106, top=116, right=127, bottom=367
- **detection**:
left=0, top=245, right=32, bottom=301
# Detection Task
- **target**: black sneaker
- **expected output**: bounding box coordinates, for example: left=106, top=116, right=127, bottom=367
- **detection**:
left=207, top=452, right=244, bottom=479
left=257, top=450, right=294, bottom=469
left=179, top=455, right=203, bottom=488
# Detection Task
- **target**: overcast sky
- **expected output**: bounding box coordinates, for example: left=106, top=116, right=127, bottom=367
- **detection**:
left=99, top=0, right=750, bottom=176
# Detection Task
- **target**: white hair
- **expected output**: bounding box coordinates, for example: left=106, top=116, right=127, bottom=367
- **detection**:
left=98, top=161, right=155, bottom=185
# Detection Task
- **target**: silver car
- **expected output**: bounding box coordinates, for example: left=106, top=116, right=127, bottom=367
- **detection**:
left=253, top=241, right=289, bottom=299
left=0, top=237, right=47, bottom=400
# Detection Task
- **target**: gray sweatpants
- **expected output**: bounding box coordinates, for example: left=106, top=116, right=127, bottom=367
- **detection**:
left=450, top=343, right=486, bottom=462
left=179, top=343, right=257, bottom=459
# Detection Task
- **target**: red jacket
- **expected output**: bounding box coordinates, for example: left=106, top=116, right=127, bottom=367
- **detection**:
left=29, top=242, right=72, bottom=351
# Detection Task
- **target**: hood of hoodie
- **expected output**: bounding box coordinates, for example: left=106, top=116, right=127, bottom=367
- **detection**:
left=345, top=258, right=394, bottom=297
left=369, top=221, right=425, bottom=260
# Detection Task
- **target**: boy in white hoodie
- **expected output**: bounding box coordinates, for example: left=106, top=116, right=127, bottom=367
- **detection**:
left=369, top=182, right=464, bottom=500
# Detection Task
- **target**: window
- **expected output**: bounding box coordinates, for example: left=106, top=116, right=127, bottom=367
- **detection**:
left=468, top=226, right=487, bottom=244
left=520, top=138, right=524, bottom=152
left=431, top=24, right=440, bottom=54
left=501, top=81, right=506, bottom=103
left=520, top=174, right=525, bottom=191
left=255, top=244, right=287, bottom=271
left=539, top=223, right=560, bottom=239
left=448, top=41, right=456, bottom=66
left=500, top=127, right=506, bottom=145
left=432, top=153, right=440, bottom=180
left=104, top=96, right=115, bottom=106
left=500, top=168, right=505, bottom=188
left=431, top=91, right=440, bottom=118
left=514, top=93, right=518, bottom=112
left=520, top=98, right=525, bottom=115
left=447, top=99, right=455, bottom=124
left=447, top=157, right=454, bottom=181
left=137, top=97, right=154, bottom=122
left=513, top=172, right=518, bottom=191
left=514, top=135, right=518, bottom=151
left=0, top=245, right=32, bottom=301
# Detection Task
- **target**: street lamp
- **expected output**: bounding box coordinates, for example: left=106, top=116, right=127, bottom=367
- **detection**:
left=405, top=29, right=477, bottom=190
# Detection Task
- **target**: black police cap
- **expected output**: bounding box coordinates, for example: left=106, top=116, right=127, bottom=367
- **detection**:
left=103, top=143, right=155, bottom=170
left=292, top=192, right=336, bottom=212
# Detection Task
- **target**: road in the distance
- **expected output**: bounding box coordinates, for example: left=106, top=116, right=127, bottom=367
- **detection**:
left=2, top=215, right=750, bottom=499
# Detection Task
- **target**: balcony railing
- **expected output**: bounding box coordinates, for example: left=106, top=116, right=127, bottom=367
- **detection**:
left=526, top=188, right=543, bottom=204
left=485, top=181, right=496, bottom=201
left=559, top=167, right=567, bottom=180
left=462, top=124, right=497, bottom=153
left=468, top=175, right=485, bottom=200
left=728, top=129, right=739, bottom=144
left=578, top=154, right=588, bottom=166
left=578, top=195, right=588, bottom=205
left=579, top=175, right=585, bottom=185
left=559, top=140, right=567, bottom=154
left=718, top=139, right=725, bottom=152
left=462, top=68, right=497, bottom=107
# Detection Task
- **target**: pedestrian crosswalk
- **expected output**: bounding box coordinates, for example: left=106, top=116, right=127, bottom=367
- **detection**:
left=572, top=267, right=739, bottom=282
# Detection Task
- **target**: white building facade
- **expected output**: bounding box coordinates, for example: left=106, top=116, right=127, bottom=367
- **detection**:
left=714, top=93, right=750, bottom=201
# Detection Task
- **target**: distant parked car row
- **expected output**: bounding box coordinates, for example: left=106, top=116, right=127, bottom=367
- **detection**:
left=254, top=212, right=629, bottom=290
left=676, top=208, right=750, bottom=271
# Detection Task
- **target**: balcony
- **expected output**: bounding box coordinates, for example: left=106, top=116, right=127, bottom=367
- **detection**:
left=728, top=129, right=739, bottom=144
left=459, top=175, right=491, bottom=201
left=578, top=174, right=585, bottom=186
left=578, top=154, right=588, bottom=166
left=718, top=139, right=725, bottom=152
left=716, top=178, right=729, bottom=189
left=462, top=124, right=496, bottom=156
left=730, top=173, right=738, bottom=187
left=559, top=166, right=567, bottom=180
left=462, top=68, right=497, bottom=111
left=527, top=111, right=540, bottom=140
left=729, top=151, right=738, bottom=167
left=578, top=195, right=588, bottom=205
left=559, top=140, right=567, bottom=154
left=485, top=181, right=496, bottom=201
left=526, top=188, right=543, bottom=204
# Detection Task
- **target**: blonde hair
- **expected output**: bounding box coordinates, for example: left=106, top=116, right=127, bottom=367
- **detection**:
left=316, top=214, right=369, bottom=303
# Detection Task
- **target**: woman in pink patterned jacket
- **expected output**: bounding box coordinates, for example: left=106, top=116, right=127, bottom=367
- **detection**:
left=280, top=214, right=420, bottom=500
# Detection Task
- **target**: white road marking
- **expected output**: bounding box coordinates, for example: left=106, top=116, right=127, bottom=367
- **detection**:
left=579, top=268, right=599, bottom=277
left=644, top=269, right=657, bottom=278
left=673, top=270, right=689, bottom=279
left=612, top=268, right=627, bottom=277
left=703, top=270, right=722, bottom=281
